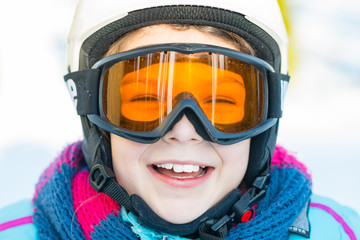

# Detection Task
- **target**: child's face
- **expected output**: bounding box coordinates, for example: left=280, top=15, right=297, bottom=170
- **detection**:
left=110, top=25, right=250, bottom=224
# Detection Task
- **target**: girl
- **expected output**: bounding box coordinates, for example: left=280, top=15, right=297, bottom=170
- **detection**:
left=1, top=0, right=359, bottom=239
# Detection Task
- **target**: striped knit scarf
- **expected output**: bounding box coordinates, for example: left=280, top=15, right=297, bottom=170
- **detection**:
left=32, top=141, right=312, bottom=240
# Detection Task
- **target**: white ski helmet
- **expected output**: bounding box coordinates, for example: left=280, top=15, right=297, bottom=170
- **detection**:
left=67, top=0, right=288, bottom=74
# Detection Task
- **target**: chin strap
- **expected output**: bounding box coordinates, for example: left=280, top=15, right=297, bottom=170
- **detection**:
left=198, top=173, right=270, bottom=240
left=89, top=160, right=270, bottom=239
left=89, top=163, right=135, bottom=213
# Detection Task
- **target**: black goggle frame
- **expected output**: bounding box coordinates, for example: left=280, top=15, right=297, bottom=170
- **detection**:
left=64, top=43, right=289, bottom=145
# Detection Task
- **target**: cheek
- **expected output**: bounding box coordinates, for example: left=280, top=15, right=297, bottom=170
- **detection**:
left=213, top=139, right=250, bottom=183
left=110, top=134, right=148, bottom=195
left=111, top=134, right=147, bottom=161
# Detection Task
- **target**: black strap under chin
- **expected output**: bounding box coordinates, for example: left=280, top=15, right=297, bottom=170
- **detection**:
left=130, top=190, right=242, bottom=236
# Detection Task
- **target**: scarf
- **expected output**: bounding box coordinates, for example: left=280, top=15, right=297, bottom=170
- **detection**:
left=33, top=141, right=312, bottom=240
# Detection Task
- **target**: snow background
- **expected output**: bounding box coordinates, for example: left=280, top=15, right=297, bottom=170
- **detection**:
left=0, top=0, right=359, bottom=214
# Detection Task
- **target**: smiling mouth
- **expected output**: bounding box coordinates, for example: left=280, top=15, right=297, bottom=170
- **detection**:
left=153, top=163, right=208, bottom=179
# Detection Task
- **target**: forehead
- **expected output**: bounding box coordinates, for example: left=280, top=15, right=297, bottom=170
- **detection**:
left=118, top=24, right=239, bottom=52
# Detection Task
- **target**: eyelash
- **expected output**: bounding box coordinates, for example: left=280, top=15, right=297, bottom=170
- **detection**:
left=130, top=95, right=163, bottom=102
left=203, top=97, right=236, bottom=105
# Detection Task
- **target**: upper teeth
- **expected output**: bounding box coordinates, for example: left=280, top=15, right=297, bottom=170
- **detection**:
left=156, top=163, right=205, bottom=173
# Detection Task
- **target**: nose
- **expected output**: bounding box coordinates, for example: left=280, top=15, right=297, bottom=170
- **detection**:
left=163, top=116, right=203, bottom=144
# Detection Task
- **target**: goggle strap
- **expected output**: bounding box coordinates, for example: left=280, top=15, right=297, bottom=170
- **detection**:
left=267, top=72, right=290, bottom=118
left=64, top=69, right=101, bottom=115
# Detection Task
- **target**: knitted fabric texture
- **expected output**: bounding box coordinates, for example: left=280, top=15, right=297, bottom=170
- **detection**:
left=33, top=142, right=312, bottom=240
left=227, top=147, right=312, bottom=239
left=33, top=142, right=136, bottom=240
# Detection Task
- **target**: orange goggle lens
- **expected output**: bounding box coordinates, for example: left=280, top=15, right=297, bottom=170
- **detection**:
left=102, top=51, right=264, bottom=133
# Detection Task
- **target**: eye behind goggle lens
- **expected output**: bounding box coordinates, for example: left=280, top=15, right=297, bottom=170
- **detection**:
left=102, top=50, right=265, bottom=134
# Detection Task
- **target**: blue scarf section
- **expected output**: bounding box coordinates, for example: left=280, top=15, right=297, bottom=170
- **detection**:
left=33, top=142, right=312, bottom=239
left=227, top=165, right=311, bottom=239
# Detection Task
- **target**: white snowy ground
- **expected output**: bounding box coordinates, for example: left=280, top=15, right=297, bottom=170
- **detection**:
left=0, top=0, right=359, bottom=215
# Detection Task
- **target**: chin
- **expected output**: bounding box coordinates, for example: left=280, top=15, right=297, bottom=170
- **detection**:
left=148, top=196, right=212, bottom=224
left=156, top=208, right=203, bottom=224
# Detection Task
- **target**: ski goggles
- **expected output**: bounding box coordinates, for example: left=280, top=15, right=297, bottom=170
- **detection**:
left=65, top=44, right=289, bottom=144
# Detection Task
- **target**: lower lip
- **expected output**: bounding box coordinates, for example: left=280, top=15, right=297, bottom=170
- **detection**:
left=148, top=166, right=214, bottom=188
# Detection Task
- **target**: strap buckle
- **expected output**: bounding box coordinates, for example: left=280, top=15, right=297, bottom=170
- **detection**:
left=249, top=174, right=270, bottom=206
left=252, top=174, right=270, bottom=190
left=89, top=164, right=115, bottom=192
left=210, top=214, right=234, bottom=234
left=200, top=214, right=234, bottom=239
